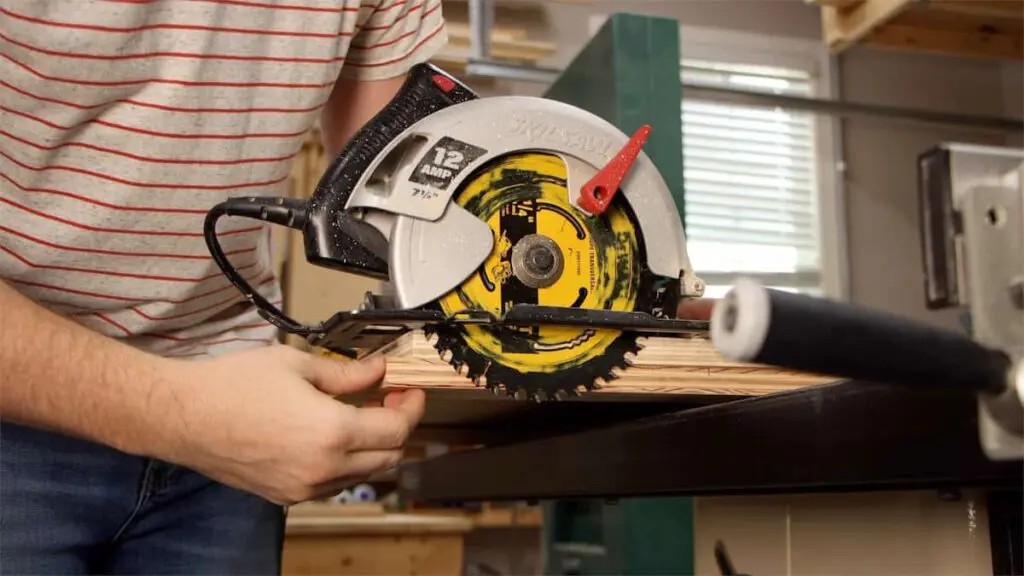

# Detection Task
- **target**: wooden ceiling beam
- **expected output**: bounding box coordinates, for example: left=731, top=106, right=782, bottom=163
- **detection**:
left=865, top=22, right=1024, bottom=60
left=808, top=0, right=863, bottom=7
left=819, top=0, right=916, bottom=52
left=923, top=0, right=1024, bottom=21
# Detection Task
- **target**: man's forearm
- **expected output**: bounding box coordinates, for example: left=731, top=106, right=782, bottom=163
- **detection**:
left=320, top=75, right=406, bottom=157
left=0, top=280, right=181, bottom=457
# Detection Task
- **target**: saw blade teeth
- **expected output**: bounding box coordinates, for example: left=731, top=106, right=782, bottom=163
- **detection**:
left=532, top=391, right=548, bottom=403
left=623, top=351, right=638, bottom=366
left=440, top=349, right=454, bottom=362
left=513, top=389, right=529, bottom=401
left=553, top=389, right=570, bottom=401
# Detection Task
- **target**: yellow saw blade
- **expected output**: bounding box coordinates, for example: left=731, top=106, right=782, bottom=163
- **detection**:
left=428, top=152, right=649, bottom=400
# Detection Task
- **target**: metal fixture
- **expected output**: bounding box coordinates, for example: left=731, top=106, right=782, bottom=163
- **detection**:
left=458, top=59, right=1023, bottom=133
left=467, top=0, right=494, bottom=61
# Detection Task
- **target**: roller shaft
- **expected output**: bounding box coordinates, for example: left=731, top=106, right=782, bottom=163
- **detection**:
left=711, top=279, right=1011, bottom=394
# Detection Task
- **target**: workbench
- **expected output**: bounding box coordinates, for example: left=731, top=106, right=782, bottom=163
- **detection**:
left=396, top=379, right=1023, bottom=575
left=398, top=379, right=1022, bottom=502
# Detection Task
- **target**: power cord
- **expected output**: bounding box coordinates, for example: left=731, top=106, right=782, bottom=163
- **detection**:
left=204, top=196, right=320, bottom=336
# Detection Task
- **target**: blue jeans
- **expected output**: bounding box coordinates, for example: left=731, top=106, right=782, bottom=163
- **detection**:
left=0, top=422, right=285, bottom=574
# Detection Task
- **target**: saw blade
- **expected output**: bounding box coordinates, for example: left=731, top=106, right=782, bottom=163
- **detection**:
left=425, top=152, right=650, bottom=400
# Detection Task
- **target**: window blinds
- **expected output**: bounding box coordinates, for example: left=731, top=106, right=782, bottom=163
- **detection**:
left=681, top=60, right=822, bottom=295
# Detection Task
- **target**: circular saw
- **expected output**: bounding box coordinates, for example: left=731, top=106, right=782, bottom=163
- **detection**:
left=203, top=64, right=706, bottom=401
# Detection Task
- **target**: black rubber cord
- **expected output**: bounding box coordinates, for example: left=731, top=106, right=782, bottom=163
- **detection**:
left=204, top=196, right=319, bottom=336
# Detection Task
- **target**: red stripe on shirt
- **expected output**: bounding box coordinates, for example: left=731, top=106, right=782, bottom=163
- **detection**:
left=11, top=280, right=148, bottom=303
left=201, top=336, right=275, bottom=346
left=348, top=21, right=443, bottom=67
left=103, top=0, right=362, bottom=14
left=3, top=105, right=310, bottom=140
left=0, top=6, right=352, bottom=39
left=366, top=0, right=408, bottom=16
left=0, top=225, right=256, bottom=261
left=12, top=266, right=271, bottom=305
left=145, top=322, right=278, bottom=342
left=0, top=172, right=205, bottom=215
left=0, top=193, right=263, bottom=238
left=0, top=130, right=299, bottom=167
left=130, top=277, right=275, bottom=321
left=351, top=2, right=440, bottom=48
left=1, top=150, right=291, bottom=192
left=1, top=245, right=260, bottom=283
left=93, top=312, right=134, bottom=335
left=0, top=51, right=336, bottom=89
left=0, top=79, right=328, bottom=115
left=360, top=0, right=426, bottom=32
left=0, top=31, right=346, bottom=65
left=1, top=150, right=290, bottom=192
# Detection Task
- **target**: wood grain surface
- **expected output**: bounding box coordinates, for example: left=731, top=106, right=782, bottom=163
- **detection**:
left=381, top=332, right=835, bottom=398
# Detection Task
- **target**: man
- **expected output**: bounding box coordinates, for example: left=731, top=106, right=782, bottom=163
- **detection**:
left=1, top=0, right=444, bottom=572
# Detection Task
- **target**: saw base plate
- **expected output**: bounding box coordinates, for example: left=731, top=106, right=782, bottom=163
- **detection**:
left=307, top=301, right=709, bottom=365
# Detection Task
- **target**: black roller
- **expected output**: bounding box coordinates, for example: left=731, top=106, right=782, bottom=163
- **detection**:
left=710, top=278, right=1010, bottom=394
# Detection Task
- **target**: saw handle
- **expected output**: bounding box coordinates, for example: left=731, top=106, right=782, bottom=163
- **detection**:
left=202, top=64, right=476, bottom=338
left=303, top=63, right=478, bottom=278
left=711, top=278, right=1011, bottom=394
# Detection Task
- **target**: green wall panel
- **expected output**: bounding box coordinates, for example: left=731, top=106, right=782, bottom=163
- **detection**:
left=541, top=12, right=693, bottom=576
left=544, top=13, right=686, bottom=220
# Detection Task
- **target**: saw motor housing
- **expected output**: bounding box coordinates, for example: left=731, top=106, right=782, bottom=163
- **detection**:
left=204, top=63, right=706, bottom=395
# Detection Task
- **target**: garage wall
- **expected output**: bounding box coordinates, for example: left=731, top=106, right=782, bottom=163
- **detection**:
left=472, top=0, right=1023, bottom=330
left=839, top=48, right=1018, bottom=329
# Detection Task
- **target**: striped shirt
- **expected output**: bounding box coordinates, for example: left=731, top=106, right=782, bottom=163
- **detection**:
left=0, top=0, right=447, bottom=359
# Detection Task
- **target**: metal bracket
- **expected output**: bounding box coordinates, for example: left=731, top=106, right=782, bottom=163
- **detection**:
left=961, top=179, right=1024, bottom=460
left=919, top=144, right=1024, bottom=460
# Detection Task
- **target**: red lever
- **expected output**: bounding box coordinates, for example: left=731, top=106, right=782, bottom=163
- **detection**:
left=578, top=124, right=652, bottom=215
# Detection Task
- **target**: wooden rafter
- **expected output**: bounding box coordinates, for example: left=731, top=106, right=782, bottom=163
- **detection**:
left=817, top=0, right=916, bottom=52
left=810, top=0, right=1024, bottom=60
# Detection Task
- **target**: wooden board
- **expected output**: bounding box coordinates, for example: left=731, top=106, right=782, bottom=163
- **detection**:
left=380, top=332, right=834, bottom=399
left=812, top=0, right=1024, bottom=60
left=282, top=535, right=464, bottom=576
left=282, top=505, right=472, bottom=575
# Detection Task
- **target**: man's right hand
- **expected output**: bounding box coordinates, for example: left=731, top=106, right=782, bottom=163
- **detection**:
left=158, top=346, right=424, bottom=506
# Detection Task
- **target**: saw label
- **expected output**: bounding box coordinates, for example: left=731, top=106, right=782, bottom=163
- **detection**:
left=409, top=136, right=487, bottom=190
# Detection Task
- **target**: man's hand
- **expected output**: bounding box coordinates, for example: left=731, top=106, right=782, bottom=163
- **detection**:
left=0, top=280, right=423, bottom=507
left=162, top=347, right=424, bottom=505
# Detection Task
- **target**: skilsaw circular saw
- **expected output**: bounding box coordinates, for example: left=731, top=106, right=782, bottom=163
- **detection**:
left=205, top=63, right=707, bottom=401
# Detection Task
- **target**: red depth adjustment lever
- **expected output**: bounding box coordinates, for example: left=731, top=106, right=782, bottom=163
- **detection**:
left=578, top=124, right=652, bottom=216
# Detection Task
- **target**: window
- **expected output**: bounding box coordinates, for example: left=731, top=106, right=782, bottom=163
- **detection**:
left=678, top=27, right=846, bottom=299
left=682, top=61, right=821, bottom=296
